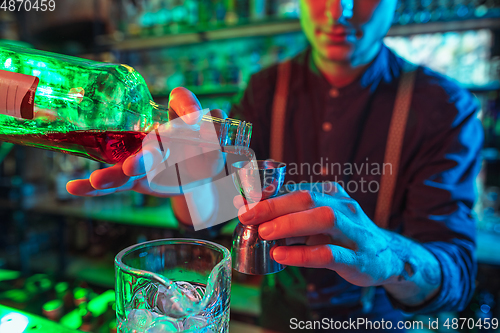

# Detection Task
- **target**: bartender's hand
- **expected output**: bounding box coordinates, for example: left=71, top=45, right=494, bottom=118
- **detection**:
left=67, top=87, right=226, bottom=198
left=234, top=183, right=442, bottom=307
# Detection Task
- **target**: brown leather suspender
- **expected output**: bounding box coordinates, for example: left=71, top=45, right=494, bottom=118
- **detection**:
left=374, top=68, right=416, bottom=228
left=270, top=60, right=292, bottom=163
left=270, top=60, right=416, bottom=228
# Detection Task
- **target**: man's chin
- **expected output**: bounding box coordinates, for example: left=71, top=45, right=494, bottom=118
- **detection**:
left=319, top=44, right=354, bottom=63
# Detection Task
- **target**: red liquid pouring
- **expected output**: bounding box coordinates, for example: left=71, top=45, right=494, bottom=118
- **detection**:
left=0, top=130, right=147, bottom=164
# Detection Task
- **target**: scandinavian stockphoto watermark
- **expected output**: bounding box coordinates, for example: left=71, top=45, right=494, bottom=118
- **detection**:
left=290, top=317, right=499, bottom=331
left=141, top=111, right=391, bottom=231
left=285, top=157, right=393, bottom=194
left=290, top=317, right=425, bottom=330
left=0, top=0, right=55, bottom=11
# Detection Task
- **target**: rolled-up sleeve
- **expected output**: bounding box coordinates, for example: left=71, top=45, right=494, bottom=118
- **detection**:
left=390, top=83, right=483, bottom=313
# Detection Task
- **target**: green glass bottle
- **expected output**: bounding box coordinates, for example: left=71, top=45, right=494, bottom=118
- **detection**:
left=0, top=45, right=251, bottom=164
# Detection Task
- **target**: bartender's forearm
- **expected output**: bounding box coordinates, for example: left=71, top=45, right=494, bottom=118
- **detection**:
left=382, top=231, right=441, bottom=307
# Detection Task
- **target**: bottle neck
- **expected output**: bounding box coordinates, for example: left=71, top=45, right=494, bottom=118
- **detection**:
left=150, top=101, right=170, bottom=123
left=219, top=118, right=252, bottom=148
left=150, top=101, right=252, bottom=148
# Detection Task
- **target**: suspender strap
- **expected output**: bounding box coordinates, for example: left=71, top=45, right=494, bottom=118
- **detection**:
left=270, top=61, right=416, bottom=229
left=374, top=67, right=416, bottom=228
left=270, top=60, right=292, bottom=162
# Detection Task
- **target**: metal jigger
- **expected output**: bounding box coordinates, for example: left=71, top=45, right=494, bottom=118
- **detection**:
left=231, top=160, right=287, bottom=275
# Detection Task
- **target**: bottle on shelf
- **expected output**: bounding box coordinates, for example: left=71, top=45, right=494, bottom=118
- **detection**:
left=0, top=45, right=253, bottom=165
left=214, top=0, right=228, bottom=25
left=201, top=52, right=222, bottom=89
left=224, top=0, right=239, bottom=25
left=416, top=0, right=432, bottom=23
left=198, top=0, right=213, bottom=28
left=171, top=0, right=189, bottom=33
left=436, top=0, right=454, bottom=21
left=184, top=56, right=202, bottom=88
left=185, top=0, right=199, bottom=27
left=452, top=0, right=471, bottom=18
left=42, top=299, right=64, bottom=321
left=166, top=62, right=185, bottom=92
left=236, top=0, right=251, bottom=24
left=250, top=0, right=267, bottom=21
left=266, top=0, right=279, bottom=18
left=138, top=0, right=156, bottom=37
left=222, top=53, right=242, bottom=86
left=156, top=1, right=172, bottom=36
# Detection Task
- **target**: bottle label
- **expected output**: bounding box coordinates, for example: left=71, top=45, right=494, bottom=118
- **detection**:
left=0, top=69, right=39, bottom=120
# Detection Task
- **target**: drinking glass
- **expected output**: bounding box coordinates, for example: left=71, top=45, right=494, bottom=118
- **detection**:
left=115, top=239, right=231, bottom=333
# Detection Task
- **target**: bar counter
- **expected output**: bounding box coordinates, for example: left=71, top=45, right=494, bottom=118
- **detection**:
left=0, top=304, right=278, bottom=333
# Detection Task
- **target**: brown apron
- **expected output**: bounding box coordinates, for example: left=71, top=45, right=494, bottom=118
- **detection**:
left=261, top=59, right=417, bottom=332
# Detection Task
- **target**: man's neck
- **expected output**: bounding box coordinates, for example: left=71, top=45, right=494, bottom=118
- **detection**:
left=312, top=45, right=381, bottom=88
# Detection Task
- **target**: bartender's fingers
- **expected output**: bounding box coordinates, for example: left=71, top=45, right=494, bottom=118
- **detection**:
left=257, top=206, right=337, bottom=240
left=168, top=87, right=205, bottom=125
left=207, top=108, right=227, bottom=119
left=130, top=178, right=178, bottom=198
left=67, top=176, right=180, bottom=197
left=66, top=178, right=134, bottom=196
left=285, top=235, right=333, bottom=246
left=285, top=235, right=356, bottom=253
left=122, top=141, right=168, bottom=177
left=271, top=244, right=356, bottom=269
left=237, top=190, right=320, bottom=225
left=89, top=163, right=130, bottom=189
left=233, top=195, right=245, bottom=209
left=233, top=195, right=256, bottom=213
left=233, top=195, right=250, bottom=208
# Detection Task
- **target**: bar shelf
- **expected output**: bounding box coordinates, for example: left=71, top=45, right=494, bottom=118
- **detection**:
left=98, top=19, right=302, bottom=51
left=152, top=85, right=242, bottom=98
left=99, top=17, right=500, bottom=51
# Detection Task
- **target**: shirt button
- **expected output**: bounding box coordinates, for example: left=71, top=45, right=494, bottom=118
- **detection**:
left=329, top=88, right=339, bottom=98
left=322, top=122, right=332, bottom=132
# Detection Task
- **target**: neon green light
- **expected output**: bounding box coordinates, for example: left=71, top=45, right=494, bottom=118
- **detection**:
left=43, top=299, right=63, bottom=312
left=55, top=282, right=69, bottom=294
left=4, top=290, right=29, bottom=303
left=60, top=309, right=82, bottom=329
left=38, top=86, right=53, bottom=96
left=73, top=287, right=87, bottom=300
left=0, top=269, right=21, bottom=282
left=0, top=312, right=29, bottom=333
left=88, top=290, right=115, bottom=317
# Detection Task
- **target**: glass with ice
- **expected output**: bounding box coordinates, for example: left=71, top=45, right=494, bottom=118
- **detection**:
left=115, top=239, right=231, bottom=333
